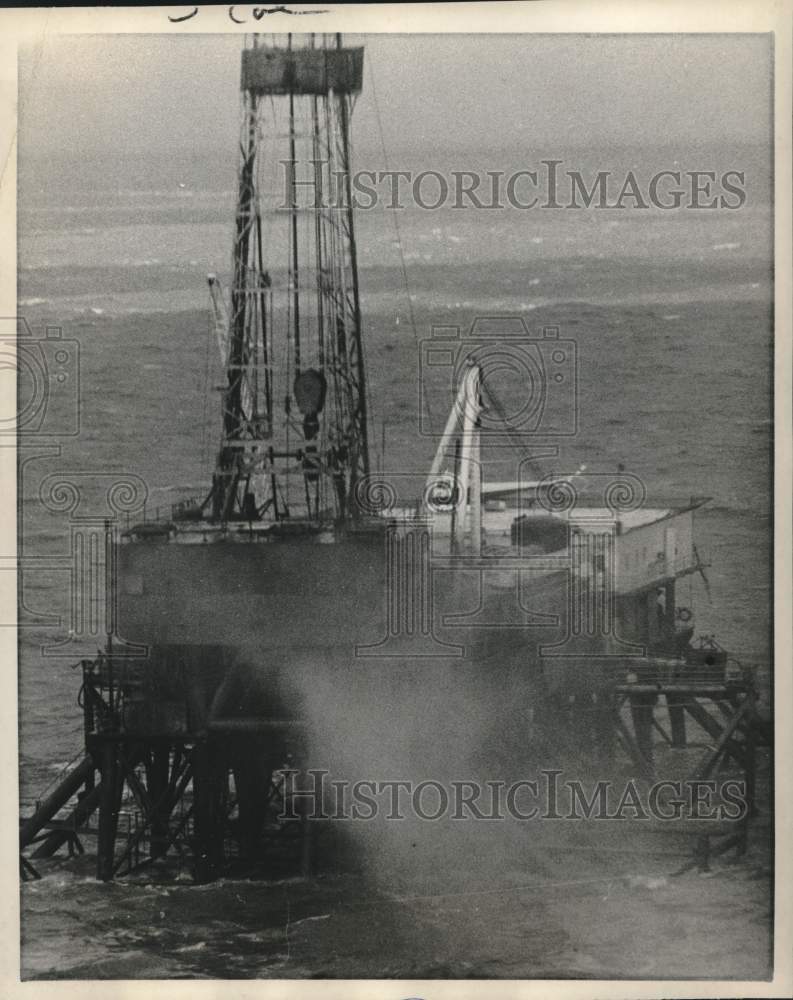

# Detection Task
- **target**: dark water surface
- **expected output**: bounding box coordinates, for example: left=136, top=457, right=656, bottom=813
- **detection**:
left=17, top=143, right=773, bottom=978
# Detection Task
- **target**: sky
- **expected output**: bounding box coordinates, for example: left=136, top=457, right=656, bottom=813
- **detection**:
left=18, top=32, right=772, bottom=160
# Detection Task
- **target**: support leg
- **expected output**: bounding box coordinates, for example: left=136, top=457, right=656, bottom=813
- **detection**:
left=96, top=738, right=122, bottom=882
left=666, top=691, right=687, bottom=748
left=146, top=746, right=171, bottom=859
left=191, top=739, right=225, bottom=882
left=232, top=745, right=271, bottom=868
left=628, top=692, right=657, bottom=776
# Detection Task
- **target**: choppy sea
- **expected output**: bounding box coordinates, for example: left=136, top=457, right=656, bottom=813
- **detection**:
left=16, top=143, right=773, bottom=978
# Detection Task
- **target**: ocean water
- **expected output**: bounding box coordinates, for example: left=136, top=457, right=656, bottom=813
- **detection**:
left=16, top=142, right=773, bottom=977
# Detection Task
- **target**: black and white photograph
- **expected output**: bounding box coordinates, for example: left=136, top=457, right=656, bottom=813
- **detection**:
left=5, top=2, right=790, bottom=991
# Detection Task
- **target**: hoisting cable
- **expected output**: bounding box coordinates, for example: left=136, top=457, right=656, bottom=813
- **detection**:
left=365, top=37, right=434, bottom=437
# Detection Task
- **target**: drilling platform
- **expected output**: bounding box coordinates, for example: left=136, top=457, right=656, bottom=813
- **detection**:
left=19, top=34, right=770, bottom=883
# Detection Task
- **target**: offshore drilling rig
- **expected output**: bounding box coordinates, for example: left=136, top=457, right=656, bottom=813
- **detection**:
left=20, top=34, right=770, bottom=883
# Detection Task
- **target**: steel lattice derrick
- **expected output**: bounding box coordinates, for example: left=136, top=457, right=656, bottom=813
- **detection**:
left=210, top=34, right=370, bottom=524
